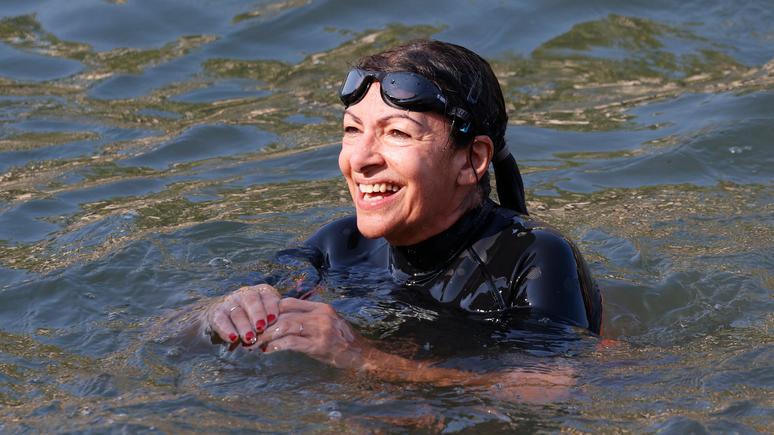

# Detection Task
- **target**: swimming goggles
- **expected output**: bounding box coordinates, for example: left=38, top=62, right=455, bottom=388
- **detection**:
left=338, top=69, right=474, bottom=132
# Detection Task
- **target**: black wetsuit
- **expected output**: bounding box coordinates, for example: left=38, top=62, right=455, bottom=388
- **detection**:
left=298, top=199, right=603, bottom=334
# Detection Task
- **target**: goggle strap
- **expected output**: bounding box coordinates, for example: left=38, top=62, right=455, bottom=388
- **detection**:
left=448, top=107, right=473, bottom=133
left=467, top=72, right=482, bottom=105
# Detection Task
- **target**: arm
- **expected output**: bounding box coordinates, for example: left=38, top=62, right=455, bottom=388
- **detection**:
left=195, top=283, right=573, bottom=402
left=506, top=229, right=603, bottom=334
left=255, top=297, right=574, bottom=402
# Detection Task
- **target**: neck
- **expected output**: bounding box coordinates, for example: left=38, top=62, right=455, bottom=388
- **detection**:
left=389, top=199, right=494, bottom=278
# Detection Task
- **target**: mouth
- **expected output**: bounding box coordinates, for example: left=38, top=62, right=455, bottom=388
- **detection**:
left=358, top=182, right=401, bottom=202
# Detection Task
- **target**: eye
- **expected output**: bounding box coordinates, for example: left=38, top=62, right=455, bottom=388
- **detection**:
left=343, top=125, right=361, bottom=134
left=389, top=129, right=410, bottom=139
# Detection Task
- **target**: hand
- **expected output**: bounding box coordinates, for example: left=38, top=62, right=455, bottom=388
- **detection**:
left=256, top=298, right=373, bottom=368
left=208, top=284, right=282, bottom=346
left=477, top=365, right=575, bottom=403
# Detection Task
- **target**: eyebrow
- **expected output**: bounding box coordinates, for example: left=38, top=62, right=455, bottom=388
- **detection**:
left=342, top=109, right=425, bottom=128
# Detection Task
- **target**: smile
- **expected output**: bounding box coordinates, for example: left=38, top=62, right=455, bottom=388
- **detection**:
left=358, top=183, right=400, bottom=202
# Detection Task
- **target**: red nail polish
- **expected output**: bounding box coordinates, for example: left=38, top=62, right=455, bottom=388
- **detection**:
left=246, top=331, right=255, bottom=342
left=261, top=347, right=266, bottom=353
left=229, top=333, right=237, bottom=342
left=267, top=314, right=276, bottom=323
left=256, top=319, right=266, bottom=330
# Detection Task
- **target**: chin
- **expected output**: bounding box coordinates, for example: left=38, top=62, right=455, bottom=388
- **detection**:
left=355, top=220, right=385, bottom=240
left=355, top=214, right=393, bottom=241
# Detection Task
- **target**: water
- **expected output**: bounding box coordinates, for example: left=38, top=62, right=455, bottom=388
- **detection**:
left=0, top=0, right=772, bottom=433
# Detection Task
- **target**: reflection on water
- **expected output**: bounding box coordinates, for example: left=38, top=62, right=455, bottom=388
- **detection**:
left=0, top=0, right=773, bottom=432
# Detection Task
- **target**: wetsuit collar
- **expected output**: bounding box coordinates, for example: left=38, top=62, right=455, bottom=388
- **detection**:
left=389, top=199, right=495, bottom=279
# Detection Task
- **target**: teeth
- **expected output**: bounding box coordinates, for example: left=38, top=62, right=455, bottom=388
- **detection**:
left=359, top=183, right=400, bottom=194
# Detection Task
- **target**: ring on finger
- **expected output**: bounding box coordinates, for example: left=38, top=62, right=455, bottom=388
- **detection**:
left=228, top=306, right=240, bottom=316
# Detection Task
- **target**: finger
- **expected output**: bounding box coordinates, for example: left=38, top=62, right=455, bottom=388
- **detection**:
left=210, top=305, right=239, bottom=343
left=255, top=315, right=304, bottom=346
left=269, top=317, right=306, bottom=341
left=260, top=291, right=281, bottom=326
left=241, top=291, right=268, bottom=333
left=228, top=306, right=257, bottom=345
left=261, top=334, right=310, bottom=355
left=245, top=283, right=281, bottom=298
left=239, top=284, right=281, bottom=329
left=278, top=297, right=323, bottom=314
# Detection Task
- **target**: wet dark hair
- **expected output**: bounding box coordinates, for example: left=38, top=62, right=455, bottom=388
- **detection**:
left=355, top=39, right=528, bottom=215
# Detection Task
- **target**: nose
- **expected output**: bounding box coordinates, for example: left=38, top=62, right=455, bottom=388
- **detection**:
left=349, top=129, right=385, bottom=175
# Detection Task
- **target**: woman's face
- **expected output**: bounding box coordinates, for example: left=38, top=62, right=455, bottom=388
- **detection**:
left=339, top=83, right=474, bottom=246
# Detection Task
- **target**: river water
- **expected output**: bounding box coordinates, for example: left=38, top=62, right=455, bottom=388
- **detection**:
left=0, top=0, right=773, bottom=433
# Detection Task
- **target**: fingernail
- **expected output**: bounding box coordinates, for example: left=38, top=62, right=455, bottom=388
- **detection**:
left=261, top=347, right=266, bottom=353
left=256, top=319, right=266, bottom=330
left=229, top=333, right=237, bottom=342
left=267, top=314, right=276, bottom=323
left=246, top=331, right=255, bottom=343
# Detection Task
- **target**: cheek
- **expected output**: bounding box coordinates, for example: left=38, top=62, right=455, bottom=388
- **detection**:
left=338, top=146, right=352, bottom=178
left=382, top=148, right=427, bottom=184
left=396, top=151, right=450, bottom=193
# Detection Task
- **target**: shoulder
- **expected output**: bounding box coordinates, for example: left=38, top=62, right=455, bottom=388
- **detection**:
left=472, top=207, right=602, bottom=333
left=471, top=207, right=578, bottom=263
left=305, top=215, right=359, bottom=247
left=304, top=215, right=388, bottom=269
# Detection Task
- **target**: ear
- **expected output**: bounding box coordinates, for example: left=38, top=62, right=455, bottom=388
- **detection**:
left=457, top=135, right=494, bottom=187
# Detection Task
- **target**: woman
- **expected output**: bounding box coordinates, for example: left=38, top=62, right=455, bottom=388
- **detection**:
left=206, top=40, right=603, bottom=381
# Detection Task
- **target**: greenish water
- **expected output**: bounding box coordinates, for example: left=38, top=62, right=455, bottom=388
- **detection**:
left=0, top=0, right=773, bottom=433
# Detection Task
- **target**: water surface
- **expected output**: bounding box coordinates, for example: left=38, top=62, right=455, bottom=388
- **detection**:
left=1, top=0, right=773, bottom=433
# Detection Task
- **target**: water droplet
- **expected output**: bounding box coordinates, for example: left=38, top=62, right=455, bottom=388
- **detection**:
left=328, top=411, right=342, bottom=420
left=208, top=257, right=232, bottom=268
left=167, top=347, right=181, bottom=357
left=729, top=147, right=743, bottom=154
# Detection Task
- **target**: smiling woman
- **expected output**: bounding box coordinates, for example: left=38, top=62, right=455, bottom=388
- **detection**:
left=201, top=39, right=603, bottom=391
left=341, top=83, right=471, bottom=245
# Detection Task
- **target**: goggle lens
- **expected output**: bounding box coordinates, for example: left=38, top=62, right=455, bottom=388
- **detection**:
left=338, top=69, right=472, bottom=132
left=339, top=70, right=443, bottom=111
left=339, top=70, right=370, bottom=105
left=382, top=74, right=429, bottom=102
